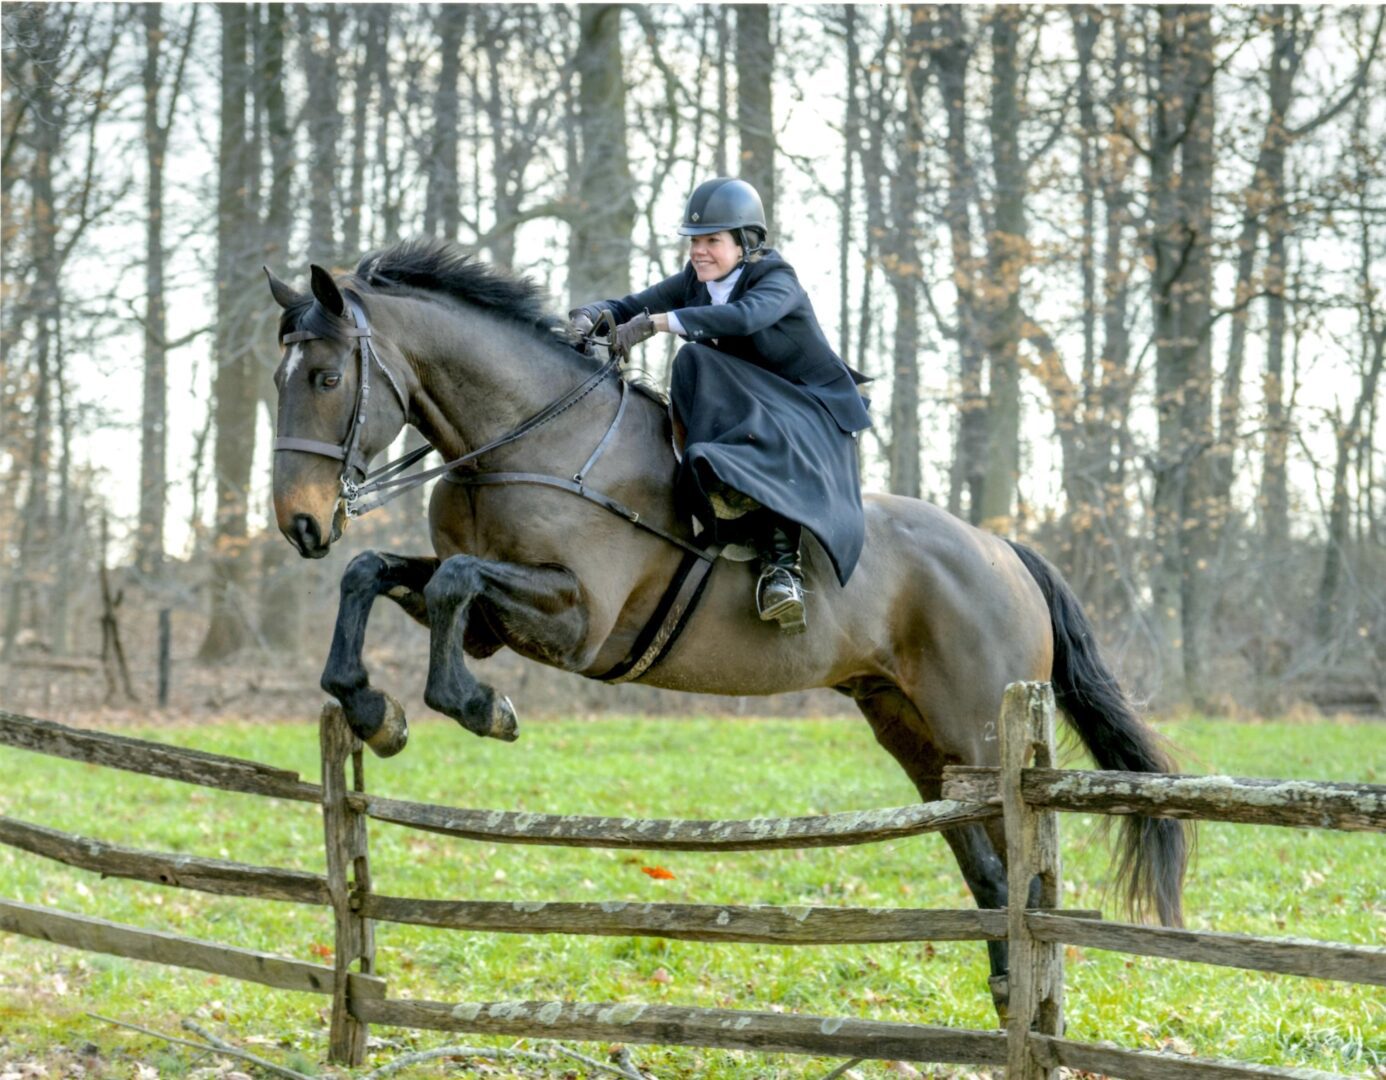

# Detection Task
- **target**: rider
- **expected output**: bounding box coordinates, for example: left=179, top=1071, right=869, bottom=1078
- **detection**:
left=570, top=177, right=871, bottom=634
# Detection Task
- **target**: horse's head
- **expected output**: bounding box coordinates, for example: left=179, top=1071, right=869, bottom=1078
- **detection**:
left=266, top=264, right=410, bottom=558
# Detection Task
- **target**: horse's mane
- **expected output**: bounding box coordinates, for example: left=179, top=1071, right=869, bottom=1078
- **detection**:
left=353, top=237, right=668, bottom=403
left=277, top=238, right=667, bottom=404
left=354, top=239, right=571, bottom=351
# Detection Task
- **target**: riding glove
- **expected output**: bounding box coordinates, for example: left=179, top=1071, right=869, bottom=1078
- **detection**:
left=614, top=311, right=656, bottom=356
left=568, top=304, right=605, bottom=335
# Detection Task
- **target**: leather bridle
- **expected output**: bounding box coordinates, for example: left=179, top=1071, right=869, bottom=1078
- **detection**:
left=272, top=296, right=409, bottom=511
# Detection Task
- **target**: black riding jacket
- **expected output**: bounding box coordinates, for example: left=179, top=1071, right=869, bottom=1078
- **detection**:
left=596, top=250, right=872, bottom=434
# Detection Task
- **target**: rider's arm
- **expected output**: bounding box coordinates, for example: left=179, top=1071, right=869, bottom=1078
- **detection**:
left=667, top=267, right=800, bottom=342
left=586, top=269, right=692, bottom=325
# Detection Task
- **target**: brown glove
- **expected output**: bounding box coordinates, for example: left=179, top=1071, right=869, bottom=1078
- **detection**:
left=614, top=311, right=656, bottom=357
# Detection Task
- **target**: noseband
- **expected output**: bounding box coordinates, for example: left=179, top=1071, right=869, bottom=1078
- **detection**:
left=272, top=297, right=409, bottom=510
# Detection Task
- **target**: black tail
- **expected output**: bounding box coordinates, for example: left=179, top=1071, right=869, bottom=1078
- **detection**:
left=1006, top=539, right=1188, bottom=927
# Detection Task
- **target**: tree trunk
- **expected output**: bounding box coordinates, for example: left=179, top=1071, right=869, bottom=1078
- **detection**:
left=1174, top=7, right=1217, bottom=704
left=300, top=4, right=342, bottom=263
left=343, top=6, right=372, bottom=257
left=931, top=5, right=987, bottom=523
left=734, top=5, right=774, bottom=227
left=138, top=3, right=167, bottom=574
left=1147, top=6, right=1216, bottom=706
left=2, top=4, right=60, bottom=658
left=426, top=3, right=465, bottom=241
left=199, top=3, right=259, bottom=661
left=884, top=6, right=926, bottom=498
left=977, top=6, right=1025, bottom=532
left=569, top=5, right=634, bottom=305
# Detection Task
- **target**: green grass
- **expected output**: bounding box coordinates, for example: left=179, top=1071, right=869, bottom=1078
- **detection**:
left=0, top=712, right=1382, bottom=1077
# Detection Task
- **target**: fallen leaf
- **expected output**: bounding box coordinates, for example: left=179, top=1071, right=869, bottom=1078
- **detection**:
left=308, top=942, right=333, bottom=959
left=641, top=866, right=675, bottom=880
left=649, top=967, right=672, bottom=984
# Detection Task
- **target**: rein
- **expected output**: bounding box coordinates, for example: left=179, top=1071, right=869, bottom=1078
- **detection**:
left=274, top=301, right=716, bottom=563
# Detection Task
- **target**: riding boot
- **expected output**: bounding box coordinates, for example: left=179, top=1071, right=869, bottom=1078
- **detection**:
left=755, top=520, right=807, bottom=634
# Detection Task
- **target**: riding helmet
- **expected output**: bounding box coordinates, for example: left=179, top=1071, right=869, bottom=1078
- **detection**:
left=678, top=177, right=767, bottom=259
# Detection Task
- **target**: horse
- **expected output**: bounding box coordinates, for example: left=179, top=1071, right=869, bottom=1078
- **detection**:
left=265, top=238, right=1187, bottom=1020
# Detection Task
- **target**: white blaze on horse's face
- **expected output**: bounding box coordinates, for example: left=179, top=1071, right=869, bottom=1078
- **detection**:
left=281, top=343, right=305, bottom=382
left=271, top=335, right=355, bottom=559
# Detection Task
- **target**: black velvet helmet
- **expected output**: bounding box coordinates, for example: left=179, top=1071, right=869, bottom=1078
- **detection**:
left=678, top=177, right=767, bottom=260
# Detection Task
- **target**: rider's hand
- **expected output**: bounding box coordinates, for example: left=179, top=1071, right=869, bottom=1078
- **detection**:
left=615, top=312, right=656, bottom=356
left=567, top=304, right=603, bottom=337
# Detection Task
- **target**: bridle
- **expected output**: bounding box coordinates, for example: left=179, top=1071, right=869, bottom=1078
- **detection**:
left=272, top=302, right=715, bottom=563
left=272, top=296, right=410, bottom=511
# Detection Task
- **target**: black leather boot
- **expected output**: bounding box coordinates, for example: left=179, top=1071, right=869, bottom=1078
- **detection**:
left=756, top=521, right=807, bottom=634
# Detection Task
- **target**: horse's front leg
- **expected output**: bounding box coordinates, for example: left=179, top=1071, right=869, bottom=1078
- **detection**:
left=321, top=551, right=439, bottom=757
left=423, top=554, right=586, bottom=741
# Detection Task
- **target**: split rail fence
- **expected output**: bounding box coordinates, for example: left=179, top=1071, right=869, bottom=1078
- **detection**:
left=1, top=683, right=1382, bottom=1078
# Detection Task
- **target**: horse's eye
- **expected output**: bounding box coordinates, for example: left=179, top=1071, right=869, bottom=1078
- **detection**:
left=322, top=373, right=342, bottom=389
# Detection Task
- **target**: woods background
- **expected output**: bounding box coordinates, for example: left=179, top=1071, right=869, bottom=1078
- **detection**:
left=1, top=3, right=1382, bottom=719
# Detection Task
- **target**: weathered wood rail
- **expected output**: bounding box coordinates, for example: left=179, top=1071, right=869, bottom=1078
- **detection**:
left=0, top=694, right=1381, bottom=1078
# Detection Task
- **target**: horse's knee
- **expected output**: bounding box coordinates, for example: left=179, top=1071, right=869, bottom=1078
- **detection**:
left=341, top=549, right=387, bottom=595
left=425, top=555, right=480, bottom=609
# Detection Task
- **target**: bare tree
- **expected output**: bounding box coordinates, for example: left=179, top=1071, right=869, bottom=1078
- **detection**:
left=199, top=3, right=260, bottom=660
left=568, top=5, right=635, bottom=304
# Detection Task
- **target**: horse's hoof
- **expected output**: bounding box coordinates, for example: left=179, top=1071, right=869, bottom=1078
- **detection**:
left=988, top=973, right=1010, bottom=1027
left=488, top=695, right=519, bottom=741
left=364, top=692, right=409, bottom=758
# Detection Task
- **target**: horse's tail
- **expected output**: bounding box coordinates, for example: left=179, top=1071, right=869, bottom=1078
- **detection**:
left=1005, top=539, right=1189, bottom=927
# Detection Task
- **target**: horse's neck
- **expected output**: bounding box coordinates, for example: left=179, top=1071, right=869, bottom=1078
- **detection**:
left=379, top=295, right=607, bottom=462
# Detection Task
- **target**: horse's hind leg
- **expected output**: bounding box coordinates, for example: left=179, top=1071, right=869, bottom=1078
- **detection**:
left=849, top=682, right=1016, bottom=1024
left=423, top=554, right=586, bottom=741
left=321, top=551, right=438, bottom=757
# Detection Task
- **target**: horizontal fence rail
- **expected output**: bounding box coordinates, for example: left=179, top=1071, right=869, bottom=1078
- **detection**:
left=0, top=816, right=328, bottom=904
left=352, top=997, right=1008, bottom=1066
left=349, top=790, right=998, bottom=850
left=363, top=896, right=1092, bottom=944
left=942, top=766, right=1386, bottom=832
left=0, top=898, right=383, bottom=1000
left=1028, top=1035, right=1348, bottom=1080
left=1026, top=912, right=1386, bottom=987
left=0, top=709, right=320, bottom=804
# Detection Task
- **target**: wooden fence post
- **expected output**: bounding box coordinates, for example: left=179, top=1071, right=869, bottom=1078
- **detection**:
left=320, top=703, right=377, bottom=1065
left=1000, top=681, right=1062, bottom=1079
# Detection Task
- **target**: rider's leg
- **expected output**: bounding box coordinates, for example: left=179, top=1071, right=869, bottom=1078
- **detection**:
left=321, top=551, right=438, bottom=756
left=755, top=515, right=807, bottom=633
left=423, top=554, right=586, bottom=739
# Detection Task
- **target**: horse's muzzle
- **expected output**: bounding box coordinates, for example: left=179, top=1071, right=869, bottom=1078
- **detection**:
left=286, top=513, right=331, bottom=559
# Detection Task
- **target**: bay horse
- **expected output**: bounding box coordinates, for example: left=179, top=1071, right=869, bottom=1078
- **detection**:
left=266, top=239, right=1186, bottom=1018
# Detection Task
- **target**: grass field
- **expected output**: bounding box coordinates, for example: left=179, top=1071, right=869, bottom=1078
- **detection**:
left=0, top=710, right=1382, bottom=1078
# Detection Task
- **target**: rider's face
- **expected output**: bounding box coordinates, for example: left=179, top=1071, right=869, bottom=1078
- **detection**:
left=689, top=231, right=743, bottom=282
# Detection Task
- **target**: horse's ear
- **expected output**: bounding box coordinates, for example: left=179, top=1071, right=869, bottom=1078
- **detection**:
left=309, top=264, right=347, bottom=318
left=263, top=266, right=304, bottom=309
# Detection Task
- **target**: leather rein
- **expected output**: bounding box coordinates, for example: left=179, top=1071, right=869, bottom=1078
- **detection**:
left=272, top=302, right=716, bottom=564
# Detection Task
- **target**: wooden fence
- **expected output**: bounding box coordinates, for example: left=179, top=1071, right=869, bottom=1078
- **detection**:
left=1, top=684, right=1382, bottom=1078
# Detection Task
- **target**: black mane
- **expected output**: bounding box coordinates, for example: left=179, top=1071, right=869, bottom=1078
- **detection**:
left=354, top=238, right=570, bottom=350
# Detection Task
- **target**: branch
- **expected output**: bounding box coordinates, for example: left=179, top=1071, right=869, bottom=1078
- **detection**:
left=1290, top=8, right=1383, bottom=139
left=157, top=5, right=201, bottom=141
left=86, top=1013, right=312, bottom=1080
left=361, top=1044, right=552, bottom=1080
